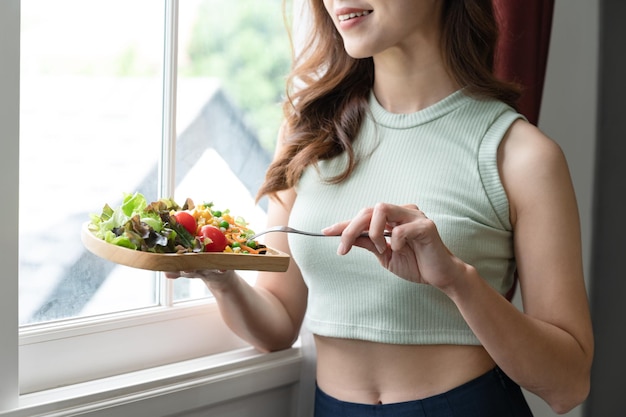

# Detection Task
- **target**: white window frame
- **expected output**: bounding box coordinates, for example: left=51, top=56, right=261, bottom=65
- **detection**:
left=0, top=0, right=20, bottom=410
left=15, top=0, right=249, bottom=393
left=1, top=1, right=303, bottom=413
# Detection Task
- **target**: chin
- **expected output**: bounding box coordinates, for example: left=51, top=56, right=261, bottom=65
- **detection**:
left=343, top=47, right=373, bottom=60
left=341, top=39, right=379, bottom=60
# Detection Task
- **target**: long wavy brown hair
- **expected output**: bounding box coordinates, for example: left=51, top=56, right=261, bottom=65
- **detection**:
left=256, top=0, right=521, bottom=202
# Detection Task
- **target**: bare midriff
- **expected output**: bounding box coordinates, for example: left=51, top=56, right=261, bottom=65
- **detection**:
left=314, top=335, right=496, bottom=405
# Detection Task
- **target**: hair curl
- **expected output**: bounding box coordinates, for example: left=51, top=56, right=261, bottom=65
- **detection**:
left=256, top=0, right=520, bottom=202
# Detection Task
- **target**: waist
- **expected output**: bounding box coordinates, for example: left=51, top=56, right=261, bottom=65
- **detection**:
left=314, top=366, right=533, bottom=417
left=314, top=335, right=496, bottom=405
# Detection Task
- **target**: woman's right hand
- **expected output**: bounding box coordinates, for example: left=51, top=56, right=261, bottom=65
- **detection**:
left=324, top=203, right=469, bottom=293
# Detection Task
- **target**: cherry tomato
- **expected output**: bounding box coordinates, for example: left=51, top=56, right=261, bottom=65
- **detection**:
left=174, top=211, right=197, bottom=235
left=198, top=225, right=228, bottom=252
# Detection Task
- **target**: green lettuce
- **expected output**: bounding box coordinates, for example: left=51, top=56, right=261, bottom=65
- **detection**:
left=88, top=192, right=201, bottom=253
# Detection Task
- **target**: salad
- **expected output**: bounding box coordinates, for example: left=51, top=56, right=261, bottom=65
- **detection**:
left=88, top=192, right=266, bottom=255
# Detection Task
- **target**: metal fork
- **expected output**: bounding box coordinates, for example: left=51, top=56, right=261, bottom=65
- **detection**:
left=248, top=225, right=391, bottom=240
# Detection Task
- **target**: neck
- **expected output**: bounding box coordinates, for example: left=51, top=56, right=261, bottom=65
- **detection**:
left=372, top=45, right=459, bottom=114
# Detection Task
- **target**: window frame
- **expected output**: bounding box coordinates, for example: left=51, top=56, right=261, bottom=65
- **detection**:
left=5, top=0, right=276, bottom=401
left=0, top=0, right=20, bottom=410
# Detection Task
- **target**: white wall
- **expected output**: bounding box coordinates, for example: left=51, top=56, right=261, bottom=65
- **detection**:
left=525, top=0, right=599, bottom=416
left=540, top=0, right=598, bottom=277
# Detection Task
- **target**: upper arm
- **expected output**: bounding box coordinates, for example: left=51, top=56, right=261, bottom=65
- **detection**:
left=255, top=179, right=308, bottom=339
left=498, top=120, right=593, bottom=356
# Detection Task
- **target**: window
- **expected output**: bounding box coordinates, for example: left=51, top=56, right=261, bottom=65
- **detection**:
left=14, top=0, right=291, bottom=395
left=0, top=0, right=20, bottom=409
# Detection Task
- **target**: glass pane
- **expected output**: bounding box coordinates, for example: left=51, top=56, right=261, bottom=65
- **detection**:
left=172, top=0, right=290, bottom=301
left=19, top=0, right=165, bottom=324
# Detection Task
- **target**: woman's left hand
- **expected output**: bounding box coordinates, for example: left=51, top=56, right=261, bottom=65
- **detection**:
left=323, top=203, right=469, bottom=291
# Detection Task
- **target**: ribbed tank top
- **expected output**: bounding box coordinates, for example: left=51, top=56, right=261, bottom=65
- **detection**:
left=288, top=90, right=523, bottom=345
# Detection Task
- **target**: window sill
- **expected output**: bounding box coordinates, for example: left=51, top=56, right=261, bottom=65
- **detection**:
left=2, top=344, right=303, bottom=417
left=19, top=301, right=253, bottom=393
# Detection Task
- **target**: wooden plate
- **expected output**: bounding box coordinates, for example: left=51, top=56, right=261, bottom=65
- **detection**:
left=81, top=222, right=290, bottom=272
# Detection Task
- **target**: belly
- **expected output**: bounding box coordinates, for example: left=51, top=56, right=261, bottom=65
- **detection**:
left=314, top=335, right=496, bottom=405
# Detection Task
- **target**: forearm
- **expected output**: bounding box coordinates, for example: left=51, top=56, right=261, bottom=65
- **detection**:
left=443, top=266, right=592, bottom=414
left=204, top=272, right=300, bottom=352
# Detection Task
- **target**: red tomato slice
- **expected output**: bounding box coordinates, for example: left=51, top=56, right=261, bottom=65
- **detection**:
left=174, top=211, right=197, bottom=235
left=199, top=225, right=228, bottom=252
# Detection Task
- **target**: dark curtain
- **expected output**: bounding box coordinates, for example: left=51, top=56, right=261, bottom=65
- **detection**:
left=493, top=0, right=555, bottom=125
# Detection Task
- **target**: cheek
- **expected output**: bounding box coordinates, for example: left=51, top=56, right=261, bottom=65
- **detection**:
left=322, top=0, right=333, bottom=18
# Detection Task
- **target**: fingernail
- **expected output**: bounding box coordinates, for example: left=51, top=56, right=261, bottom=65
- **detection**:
left=376, top=243, right=386, bottom=254
left=337, top=243, right=346, bottom=255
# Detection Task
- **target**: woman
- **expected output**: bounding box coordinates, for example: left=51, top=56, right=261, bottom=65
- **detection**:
left=167, top=0, right=593, bottom=415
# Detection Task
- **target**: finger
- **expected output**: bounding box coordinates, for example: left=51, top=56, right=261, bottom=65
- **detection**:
left=388, top=217, right=439, bottom=253
left=351, top=235, right=389, bottom=258
left=197, top=269, right=227, bottom=277
left=321, top=220, right=351, bottom=236
left=369, top=203, right=396, bottom=254
left=400, top=203, right=420, bottom=212
left=337, top=207, right=375, bottom=255
left=176, top=270, right=228, bottom=281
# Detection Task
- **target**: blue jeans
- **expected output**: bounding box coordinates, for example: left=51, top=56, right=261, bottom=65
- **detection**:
left=314, top=367, right=534, bottom=417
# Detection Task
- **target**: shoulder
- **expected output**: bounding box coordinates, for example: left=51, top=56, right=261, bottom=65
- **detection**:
left=498, top=119, right=573, bottom=225
left=500, top=119, right=566, bottom=167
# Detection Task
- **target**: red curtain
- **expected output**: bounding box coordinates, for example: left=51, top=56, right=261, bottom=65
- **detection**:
left=493, top=0, right=555, bottom=125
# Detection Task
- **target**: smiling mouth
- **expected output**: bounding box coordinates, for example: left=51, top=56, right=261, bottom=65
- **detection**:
left=338, top=10, right=372, bottom=22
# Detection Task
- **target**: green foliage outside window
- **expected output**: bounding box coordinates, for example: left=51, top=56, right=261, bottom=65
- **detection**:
left=182, top=0, right=292, bottom=152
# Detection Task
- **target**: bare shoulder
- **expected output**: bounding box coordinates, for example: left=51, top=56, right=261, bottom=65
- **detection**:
left=497, top=119, right=574, bottom=225
left=499, top=119, right=568, bottom=179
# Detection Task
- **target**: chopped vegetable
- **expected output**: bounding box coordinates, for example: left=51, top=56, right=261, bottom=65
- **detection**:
left=199, top=225, right=229, bottom=252
left=174, top=211, right=197, bottom=235
left=88, top=192, right=266, bottom=255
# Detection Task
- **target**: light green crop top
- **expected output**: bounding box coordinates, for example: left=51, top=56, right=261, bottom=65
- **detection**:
left=288, top=90, right=524, bottom=345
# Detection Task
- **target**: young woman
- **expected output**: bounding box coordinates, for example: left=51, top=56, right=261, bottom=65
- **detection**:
left=167, top=0, right=593, bottom=415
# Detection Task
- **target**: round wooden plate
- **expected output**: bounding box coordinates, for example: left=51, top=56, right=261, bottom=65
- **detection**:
left=81, top=222, right=290, bottom=272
